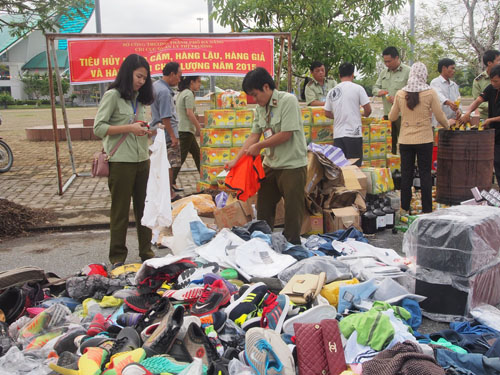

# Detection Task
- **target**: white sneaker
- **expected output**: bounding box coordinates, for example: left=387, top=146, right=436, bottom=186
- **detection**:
left=176, top=262, right=219, bottom=289
left=162, top=286, right=204, bottom=302
left=282, top=304, right=337, bottom=336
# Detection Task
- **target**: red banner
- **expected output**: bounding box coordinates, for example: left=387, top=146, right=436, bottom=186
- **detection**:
left=67, top=36, right=274, bottom=84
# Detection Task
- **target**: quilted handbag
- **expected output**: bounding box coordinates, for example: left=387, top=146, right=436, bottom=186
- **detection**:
left=91, top=134, right=128, bottom=177
left=280, top=272, right=326, bottom=305
left=294, top=319, right=346, bottom=375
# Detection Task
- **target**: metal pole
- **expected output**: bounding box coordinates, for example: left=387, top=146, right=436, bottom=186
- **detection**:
left=208, top=0, right=216, bottom=93
left=46, top=36, right=63, bottom=195
left=410, top=0, right=415, bottom=65
left=197, top=17, right=203, bottom=33
left=95, top=0, right=105, bottom=99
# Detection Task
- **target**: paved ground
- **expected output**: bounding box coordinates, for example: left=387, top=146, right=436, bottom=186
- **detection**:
left=0, top=107, right=200, bottom=226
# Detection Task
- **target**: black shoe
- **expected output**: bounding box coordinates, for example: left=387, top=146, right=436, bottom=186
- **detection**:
left=134, top=297, right=172, bottom=334
left=143, top=305, right=184, bottom=357
left=53, top=327, right=87, bottom=355
left=183, top=323, right=220, bottom=366
left=109, top=327, right=141, bottom=357
left=0, top=287, right=26, bottom=324
left=173, top=185, right=184, bottom=192
left=124, top=293, right=160, bottom=313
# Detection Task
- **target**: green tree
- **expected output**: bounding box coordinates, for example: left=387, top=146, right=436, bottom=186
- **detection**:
left=212, top=0, right=406, bottom=79
left=22, top=72, right=70, bottom=101
left=0, top=0, right=92, bottom=37
left=0, top=92, right=14, bottom=109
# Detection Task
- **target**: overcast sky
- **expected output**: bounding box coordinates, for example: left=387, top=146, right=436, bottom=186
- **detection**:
left=82, top=0, right=230, bottom=34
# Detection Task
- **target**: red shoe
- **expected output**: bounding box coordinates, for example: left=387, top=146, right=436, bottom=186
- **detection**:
left=191, top=280, right=231, bottom=316
left=87, top=313, right=110, bottom=336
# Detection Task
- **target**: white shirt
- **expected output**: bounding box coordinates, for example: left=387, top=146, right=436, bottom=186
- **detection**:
left=430, top=75, right=460, bottom=122
left=324, top=81, right=370, bottom=138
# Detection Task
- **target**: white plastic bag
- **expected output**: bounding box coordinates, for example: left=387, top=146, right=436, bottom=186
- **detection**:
left=177, top=357, right=203, bottom=375
left=228, top=358, right=254, bottom=375
left=171, top=202, right=203, bottom=256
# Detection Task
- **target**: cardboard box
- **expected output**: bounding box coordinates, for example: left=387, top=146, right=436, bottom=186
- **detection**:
left=305, top=152, right=324, bottom=195
left=200, top=165, right=225, bottom=184
left=303, top=125, right=311, bottom=143
left=341, top=165, right=367, bottom=197
left=232, top=128, right=252, bottom=147
left=214, top=200, right=253, bottom=228
left=201, top=128, right=233, bottom=148
left=301, top=108, right=312, bottom=126
left=323, top=206, right=360, bottom=233
left=204, top=110, right=236, bottom=128
left=370, top=124, right=387, bottom=142
left=310, top=107, right=333, bottom=125
left=201, top=147, right=231, bottom=166
left=370, top=142, right=387, bottom=159
left=235, top=109, right=254, bottom=127
left=230, top=147, right=241, bottom=159
left=386, top=153, right=401, bottom=173
left=362, top=125, right=370, bottom=143
left=363, top=143, right=370, bottom=161
left=311, top=125, right=334, bottom=143
left=304, top=214, right=324, bottom=235
left=210, top=91, right=247, bottom=109
left=370, top=158, right=387, bottom=168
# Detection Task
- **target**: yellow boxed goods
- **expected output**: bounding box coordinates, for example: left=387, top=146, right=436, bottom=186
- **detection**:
left=361, top=160, right=371, bottom=168
left=369, top=142, right=387, bottom=159
left=232, top=128, right=252, bottom=147
left=200, top=165, right=225, bottom=184
left=362, top=124, right=370, bottom=143
left=370, top=158, right=387, bottom=168
left=235, top=109, right=254, bottom=128
left=320, top=278, right=359, bottom=307
left=230, top=147, right=241, bottom=159
left=310, top=107, right=333, bottom=125
left=301, top=108, right=312, bottom=126
left=201, top=147, right=231, bottom=166
left=201, top=128, right=232, bottom=148
left=311, top=125, right=333, bottom=143
left=205, top=109, right=236, bottom=128
left=197, top=181, right=216, bottom=192
left=362, top=167, right=393, bottom=194
left=369, top=124, right=387, bottom=142
left=362, top=117, right=375, bottom=126
left=211, top=91, right=247, bottom=109
left=386, top=153, right=401, bottom=173
left=386, top=135, right=393, bottom=148
left=363, top=143, right=370, bottom=161
left=303, top=125, right=311, bottom=143
left=382, top=120, right=392, bottom=136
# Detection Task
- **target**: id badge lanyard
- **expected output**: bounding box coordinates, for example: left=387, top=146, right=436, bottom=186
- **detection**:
left=129, top=98, right=138, bottom=124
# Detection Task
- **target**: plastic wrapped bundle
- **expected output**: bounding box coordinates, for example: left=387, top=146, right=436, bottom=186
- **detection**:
left=403, top=206, right=500, bottom=277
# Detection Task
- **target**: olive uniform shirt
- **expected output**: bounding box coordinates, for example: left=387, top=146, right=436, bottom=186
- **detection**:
left=176, top=89, right=197, bottom=134
left=93, top=89, right=149, bottom=163
left=251, top=90, right=308, bottom=169
left=373, top=63, right=411, bottom=116
left=472, top=71, right=490, bottom=119
left=305, top=77, right=337, bottom=105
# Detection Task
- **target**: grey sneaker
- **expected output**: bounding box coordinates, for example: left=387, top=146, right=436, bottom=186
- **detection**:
left=182, top=323, right=219, bottom=366
left=142, top=305, right=184, bottom=357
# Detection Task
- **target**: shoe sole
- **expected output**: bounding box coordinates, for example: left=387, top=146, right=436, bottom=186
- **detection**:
left=282, top=304, right=337, bottom=336
left=177, top=263, right=220, bottom=289
left=224, top=282, right=267, bottom=320
left=163, top=287, right=204, bottom=302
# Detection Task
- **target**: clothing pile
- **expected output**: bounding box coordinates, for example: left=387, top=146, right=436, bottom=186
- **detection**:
left=1, top=227, right=500, bottom=375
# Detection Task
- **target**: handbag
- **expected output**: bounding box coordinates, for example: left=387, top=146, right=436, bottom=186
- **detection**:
left=294, top=319, right=346, bottom=375
left=91, top=134, right=128, bottom=177
left=279, top=272, right=326, bottom=305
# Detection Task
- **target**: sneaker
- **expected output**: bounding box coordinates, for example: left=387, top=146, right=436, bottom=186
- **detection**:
left=203, top=273, right=238, bottom=294
left=141, top=354, right=192, bottom=373
left=176, top=262, right=220, bottom=289
left=156, top=281, right=173, bottom=296
left=282, top=304, right=337, bottom=336
left=200, top=311, right=227, bottom=332
left=122, top=362, right=154, bottom=375
left=177, top=315, right=202, bottom=341
left=142, top=305, right=184, bottom=357
left=53, top=327, right=87, bottom=354
left=103, top=348, right=146, bottom=374
left=19, top=304, right=71, bottom=340
left=0, top=321, right=15, bottom=356
left=87, top=313, right=111, bottom=337
left=79, top=336, right=115, bottom=355
left=112, top=288, right=139, bottom=300
left=162, top=286, right=204, bottom=302
left=244, top=327, right=295, bottom=375
left=140, top=323, right=159, bottom=343
left=49, top=347, right=109, bottom=375
left=134, top=297, right=172, bottom=334
left=191, top=280, right=231, bottom=316
left=25, top=329, right=64, bottom=350
left=124, top=293, right=160, bottom=313
left=225, top=282, right=268, bottom=325
left=0, top=287, right=26, bottom=324
left=229, top=284, right=250, bottom=304
left=52, top=351, right=79, bottom=372
left=108, top=327, right=141, bottom=357
left=117, top=312, right=143, bottom=328
left=182, top=323, right=219, bottom=366
left=260, top=294, right=290, bottom=333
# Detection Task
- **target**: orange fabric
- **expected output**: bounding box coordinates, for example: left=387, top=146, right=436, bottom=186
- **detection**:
left=225, top=155, right=265, bottom=201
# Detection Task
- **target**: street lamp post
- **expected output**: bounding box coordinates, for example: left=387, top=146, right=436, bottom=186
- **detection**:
left=196, top=17, right=203, bottom=32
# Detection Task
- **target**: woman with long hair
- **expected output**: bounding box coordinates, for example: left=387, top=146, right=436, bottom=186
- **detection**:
left=93, top=54, right=155, bottom=267
left=388, top=62, right=450, bottom=214
left=172, top=76, right=202, bottom=183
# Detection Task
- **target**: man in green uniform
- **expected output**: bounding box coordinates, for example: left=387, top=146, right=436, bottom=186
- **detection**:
left=472, top=50, right=500, bottom=120
left=305, top=61, right=337, bottom=106
left=225, top=67, right=308, bottom=244
left=373, top=47, right=410, bottom=154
